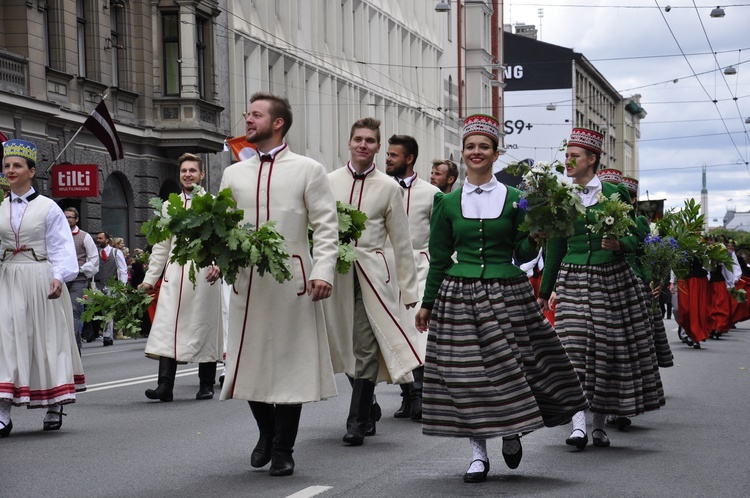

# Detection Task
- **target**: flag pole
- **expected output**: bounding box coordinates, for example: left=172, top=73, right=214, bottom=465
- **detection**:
left=45, top=91, right=111, bottom=174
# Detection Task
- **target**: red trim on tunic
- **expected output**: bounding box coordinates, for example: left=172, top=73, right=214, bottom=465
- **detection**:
left=230, top=266, right=255, bottom=399
left=375, top=250, right=390, bottom=284
left=355, top=261, right=422, bottom=365
left=293, top=255, right=307, bottom=296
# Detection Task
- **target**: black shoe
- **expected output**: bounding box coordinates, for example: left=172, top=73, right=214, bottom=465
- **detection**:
left=103, top=338, right=114, bottom=347
left=251, top=434, right=273, bottom=468
left=394, top=397, right=411, bottom=418
left=410, top=397, right=422, bottom=421
left=196, top=385, right=214, bottom=400
left=617, top=417, right=632, bottom=431
left=145, top=385, right=174, bottom=402
left=343, top=423, right=366, bottom=446
left=693, top=342, right=702, bottom=349
left=219, top=374, right=225, bottom=388
left=43, top=406, right=66, bottom=431
left=501, top=435, right=523, bottom=469
left=565, top=429, right=588, bottom=450
left=592, top=429, right=611, bottom=447
left=365, top=401, right=381, bottom=436
left=463, top=460, right=489, bottom=483
left=0, top=420, right=12, bottom=438
left=268, top=452, right=294, bottom=476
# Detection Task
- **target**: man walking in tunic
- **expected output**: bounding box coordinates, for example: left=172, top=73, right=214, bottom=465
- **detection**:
left=219, top=92, right=339, bottom=477
left=138, top=153, right=222, bottom=402
left=325, top=118, right=420, bottom=446
left=384, top=135, right=439, bottom=421
left=64, top=207, right=99, bottom=354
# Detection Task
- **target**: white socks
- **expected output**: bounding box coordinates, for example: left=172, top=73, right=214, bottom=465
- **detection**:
left=592, top=413, right=605, bottom=432
left=43, top=404, right=62, bottom=423
left=468, top=438, right=488, bottom=472
left=571, top=410, right=587, bottom=436
left=0, top=400, right=10, bottom=425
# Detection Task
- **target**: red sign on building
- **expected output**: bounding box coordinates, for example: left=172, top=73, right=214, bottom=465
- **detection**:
left=51, top=164, right=99, bottom=197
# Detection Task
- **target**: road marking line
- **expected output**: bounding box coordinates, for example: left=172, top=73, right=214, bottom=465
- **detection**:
left=81, top=368, right=200, bottom=393
left=285, top=486, right=333, bottom=498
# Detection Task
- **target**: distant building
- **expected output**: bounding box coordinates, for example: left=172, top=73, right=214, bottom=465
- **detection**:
left=724, top=209, right=750, bottom=232
left=500, top=29, right=645, bottom=181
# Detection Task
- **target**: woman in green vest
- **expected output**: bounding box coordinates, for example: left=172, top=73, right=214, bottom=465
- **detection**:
left=538, top=129, right=664, bottom=450
left=416, top=115, right=588, bottom=483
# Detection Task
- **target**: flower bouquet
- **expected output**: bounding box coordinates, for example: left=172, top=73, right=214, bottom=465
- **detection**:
left=587, top=192, right=635, bottom=239
left=79, top=278, right=154, bottom=338
left=505, top=160, right=585, bottom=247
left=729, top=287, right=747, bottom=303
left=141, top=187, right=292, bottom=286
left=639, top=235, right=682, bottom=311
left=310, top=201, right=368, bottom=275
left=132, top=250, right=150, bottom=266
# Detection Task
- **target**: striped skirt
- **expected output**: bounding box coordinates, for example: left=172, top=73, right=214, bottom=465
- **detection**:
left=555, top=260, right=665, bottom=417
left=640, top=282, right=674, bottom=368
left=422, top=275, right=589, bottom=439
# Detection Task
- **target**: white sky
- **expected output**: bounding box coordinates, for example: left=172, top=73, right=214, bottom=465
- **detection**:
left=502, top=0, right=750, bottom=225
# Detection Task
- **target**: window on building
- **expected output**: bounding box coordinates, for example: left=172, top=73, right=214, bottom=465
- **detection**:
left=162, top=12, right=180, bottom=96
left=102, top=174, right=130, bottom=247
left=196, top=16, right=207, bottom=99
left=77, top=0, right=87, bottom=77
left=110, top=6, right=122, bottom=87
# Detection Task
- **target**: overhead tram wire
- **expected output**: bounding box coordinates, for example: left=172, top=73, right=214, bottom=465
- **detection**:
left=653, top=0, right=748, bottom=173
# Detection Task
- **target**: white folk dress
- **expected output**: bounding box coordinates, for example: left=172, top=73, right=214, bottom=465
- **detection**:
left=219, top=145, right=339, bottom=404
left=143, top=189, right=223, bottom=364
left=0, top=193, right=85, bottom=407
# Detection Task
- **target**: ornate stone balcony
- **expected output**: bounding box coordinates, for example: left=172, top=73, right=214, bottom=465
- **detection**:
left=0, top=49, right=28, bottom=96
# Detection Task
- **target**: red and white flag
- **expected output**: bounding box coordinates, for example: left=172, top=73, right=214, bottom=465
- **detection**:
left=225, top=135, right=257, bottom=162
left=83, top=100, right=124, bottom=161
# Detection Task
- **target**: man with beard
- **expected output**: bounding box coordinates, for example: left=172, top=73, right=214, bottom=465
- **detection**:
left=324, top=118, right=420, bottom=446
left=138, top=153, right=222, bottom=402
left=430, top=159, right=458, bottom=193
left=93, top=231, right=128, bottom=346
left=64, top=207, right=99, bottom=354
left=384, top=135, right=439, bottom=421
left=219, top=92, right=339, bottom=477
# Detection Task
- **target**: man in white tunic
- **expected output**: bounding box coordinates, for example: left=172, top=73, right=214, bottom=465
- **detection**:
left=384, top=135, right=439, bottom=421
left=139, top=153, right=222, bottom=402
left=324, top=118, right=420, bottom=446
left=219, top=92, right=338, bottom=477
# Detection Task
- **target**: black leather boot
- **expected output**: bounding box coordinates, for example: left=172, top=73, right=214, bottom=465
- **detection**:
left=145, top=356, right=177, bottom=402
left=343, top=379, right=375, bottom=446
left=269, top=404, right=302, bottom=476
left=249, top=401, right=276, bottom=468
left=410, top=366, right=424, bottom=421
left=394, top=383, right=411, bottom=418
left=196, top=362, right=217, bottom=400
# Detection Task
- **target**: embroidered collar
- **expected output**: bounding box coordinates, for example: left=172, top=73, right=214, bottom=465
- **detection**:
left=10, top=188, right=39, bottom=204
left=396, top=172, right=418, bottom=188
left=258, top=143, right=288, bottom=162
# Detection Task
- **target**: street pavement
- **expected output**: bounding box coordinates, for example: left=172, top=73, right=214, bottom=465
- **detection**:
left=1, top=317, right=749, bottom=498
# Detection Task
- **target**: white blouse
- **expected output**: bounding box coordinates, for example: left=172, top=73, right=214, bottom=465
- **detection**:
left=461, top=176, right=507, bottom=219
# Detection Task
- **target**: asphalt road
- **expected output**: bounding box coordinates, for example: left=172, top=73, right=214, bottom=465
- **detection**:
left=2, top=318, right=749, bottom=498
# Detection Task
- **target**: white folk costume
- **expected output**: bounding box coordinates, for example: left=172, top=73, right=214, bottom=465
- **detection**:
left=390, top=174, right=439, bottom=357
left=143, top=188, right=222, bottom=364
left=219, top=144, right=339, bottom=404
left=324, top=165, right=421, bottom=385
left=0, top=190, right=86, bottom=407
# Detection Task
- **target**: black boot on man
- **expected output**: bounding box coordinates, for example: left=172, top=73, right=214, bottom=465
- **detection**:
left=394, top=383, right=411, bottom=418
left=343, top=378, right=375, bottom=446
left=269, top=404, right=302, bottom=476
left=145, top=356, right=177, bottom=402
left=249, top=401, right=276, bottom=468
left=409, top=366, right=424, bottom=421
left=196, top=362, right=217, bottom=400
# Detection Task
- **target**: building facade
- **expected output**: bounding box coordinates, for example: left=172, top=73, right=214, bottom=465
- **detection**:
left=0, top=0, right=230, bottom=247
left=1, top=1, right=500, bottom=246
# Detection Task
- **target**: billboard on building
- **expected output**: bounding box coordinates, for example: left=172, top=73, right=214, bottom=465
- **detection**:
left=51, top=164, right=99, bottom=197
left=500, top=32, right=576, bottom=169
